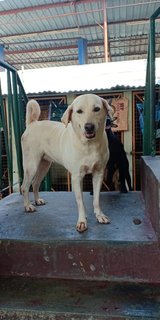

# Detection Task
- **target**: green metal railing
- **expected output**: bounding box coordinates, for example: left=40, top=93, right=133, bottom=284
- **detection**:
left=143, top=7, right=160, bottom=155
left=0, top=61, right=28, bottom=193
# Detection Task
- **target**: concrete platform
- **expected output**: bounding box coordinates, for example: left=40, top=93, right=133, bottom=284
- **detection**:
left=0, top=191, right=156, bottom=242
left=0, top=277, right=160, bottom=319
left=0, top=191, right=160, bottom=282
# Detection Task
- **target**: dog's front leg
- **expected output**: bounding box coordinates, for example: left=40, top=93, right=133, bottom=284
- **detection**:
left=72, top=175, right=87, bottom=232
left=92, top=171, right=110, bottom=224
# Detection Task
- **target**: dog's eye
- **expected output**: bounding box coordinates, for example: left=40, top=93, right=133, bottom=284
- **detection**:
left=93, top=106, right=100, bottom=112
left=77, top=109, right=83, bottom=114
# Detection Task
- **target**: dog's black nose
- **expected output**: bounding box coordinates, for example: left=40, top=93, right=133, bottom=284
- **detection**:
left=84, top=123, right=95, bottom=133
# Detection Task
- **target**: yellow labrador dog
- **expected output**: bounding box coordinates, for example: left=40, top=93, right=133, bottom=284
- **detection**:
left=21, top=94, right=113, bottom=232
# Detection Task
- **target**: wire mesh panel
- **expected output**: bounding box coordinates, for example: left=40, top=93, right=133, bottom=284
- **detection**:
left=133, top=92, right=145, bottom=190
left=0, top=129, right=9, bottom=199
left=29, top=95, right=68, bottom=192
left=50, top=163, right=70, bottom=192
left=133, top=90, right=160, bottom=190
left=31, top=96, right=67, bottom=121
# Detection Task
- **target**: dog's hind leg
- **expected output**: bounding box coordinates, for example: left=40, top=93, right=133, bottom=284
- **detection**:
left=92, top=171, right=110, bottom=224
left=32, top=158, right=52, bottom=205
left=21, top=160, right=39, bottom=212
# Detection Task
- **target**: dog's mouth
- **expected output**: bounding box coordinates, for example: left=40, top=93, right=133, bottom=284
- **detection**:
left=84, top=123, right=96, bottom=139
left=84, top=132, right=96, bottom=139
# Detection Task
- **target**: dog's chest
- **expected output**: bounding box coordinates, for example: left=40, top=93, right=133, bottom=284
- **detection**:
left=80, top=161, right=100, bottom=175
left=79, top=151, right=107, bottom=175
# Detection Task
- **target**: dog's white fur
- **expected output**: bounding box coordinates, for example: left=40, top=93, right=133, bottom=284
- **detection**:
left=21, top=94, right=113, bottom=232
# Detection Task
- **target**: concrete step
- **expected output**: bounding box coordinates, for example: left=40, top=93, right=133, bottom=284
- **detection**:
left=0, top=191, right=160, bottom=283
left=0, top=277, right=160, bottom=319
left=141, top=156, right=160, bottom=239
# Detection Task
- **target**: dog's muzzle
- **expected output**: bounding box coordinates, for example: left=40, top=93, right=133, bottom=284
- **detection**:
left=84, top=123, right=95, bottom=139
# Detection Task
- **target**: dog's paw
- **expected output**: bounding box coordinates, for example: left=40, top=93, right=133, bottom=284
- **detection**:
left=35, top=198, right=46, bottom=206
left=96, top=213, right=110, bottom=224
left=25, top=204, right=36, bottom=213
left=76, top=220, right=88, bottom=233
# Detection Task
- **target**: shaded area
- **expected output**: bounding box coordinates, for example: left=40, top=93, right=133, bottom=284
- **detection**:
left=0, top=277, right=160, bottom=319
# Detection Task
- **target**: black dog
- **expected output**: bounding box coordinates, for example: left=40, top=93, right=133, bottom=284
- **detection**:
left=105, top=118, right=132, bottom=193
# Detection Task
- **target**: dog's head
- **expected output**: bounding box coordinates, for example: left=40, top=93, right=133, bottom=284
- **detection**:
left=105, top=116, right=118, bottom=130
left=61, top=94, right=114, bottom=141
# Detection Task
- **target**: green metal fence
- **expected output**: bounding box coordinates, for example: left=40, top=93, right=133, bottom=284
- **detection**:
left=0, top=61, right=28, bottom=195
left=143, top=7, right=160, bottom=155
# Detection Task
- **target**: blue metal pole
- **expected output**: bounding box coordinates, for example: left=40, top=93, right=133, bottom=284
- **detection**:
left=78, top=38, right=88, bottom=64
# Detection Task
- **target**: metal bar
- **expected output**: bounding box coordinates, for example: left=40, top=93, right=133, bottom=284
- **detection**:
left=143, top=50, right=150, bottom=155
left=2, top=17, right=157, bottom=44
left=17, top=84, right=25, bottom=135
left=103, top=0, right=110, bottom=62
left=18, top=86, right=25, bottom=133
left=0, top=81, right=11, bottom=185
left=0, top=0, right=159, bottom=17
left=150, top=6, right=160, bottom=19
left=0, top=63, right=27, bottom=188
left=12, top=72, right=22, bottom=136
left=143, top=7, right=160, bottom=155
left=5, top=33, right=160, bottom=46
left=17, top=74, right=28, bottom=135
left=11, top=72, right=23, bottom=183
left=17, top=76, right=28, bottom=105
left=0, top=60, right=16, bottom=72
left=78, top=38, right=88, bottom=64
left=0, top=180, right=20, bottom=192
left=0, top=127, right=2, bottom=186
left=0, top=0, right=100, bottom=16
left=149, top=18, right=156, bottom=155
left=7, top=70, right=13, bottom=187
left=12, top=8, right=102, bottom=28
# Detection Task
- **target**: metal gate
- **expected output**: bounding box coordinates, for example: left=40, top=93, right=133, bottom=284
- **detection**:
left=0, top=61, right=28, bottom=198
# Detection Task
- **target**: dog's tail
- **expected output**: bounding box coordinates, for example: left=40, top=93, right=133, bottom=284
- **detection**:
left=26, top=99, right=41, bottom=127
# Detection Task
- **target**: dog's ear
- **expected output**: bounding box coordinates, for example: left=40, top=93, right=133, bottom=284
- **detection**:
left=61, top=104, right=73, bottom=126
left=101, top=98, right=114, bottom=121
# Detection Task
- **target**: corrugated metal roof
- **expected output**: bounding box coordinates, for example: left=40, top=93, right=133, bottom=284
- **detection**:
left=0, top=0, right=159, bottom=69
left=1, top=58, right=160, bottom=94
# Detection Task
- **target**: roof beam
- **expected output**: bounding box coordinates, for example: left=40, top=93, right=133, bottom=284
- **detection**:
left=1, top=16, right=160, bottom=42
left=0, top=24, right=99, bottom=41
left=5, top=41, right=104, bottom=55
left=3, top=33, right=160, bottom=47
left=0, top=0, right=158, bottom=16
left=2, top=18, right=159, bottom=42
left=9, top=55, right=103, bottom=66
left=6, top=36, right=160, bottom=55
left=0, top=0, right=100, bottom=16
left=7, top=49, right=152, bottom=68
